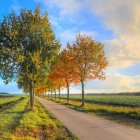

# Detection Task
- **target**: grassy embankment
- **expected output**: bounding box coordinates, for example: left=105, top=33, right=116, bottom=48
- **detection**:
left=45, top=94, right=140, bottom=129
left=0, top=96, right=78, bottom=140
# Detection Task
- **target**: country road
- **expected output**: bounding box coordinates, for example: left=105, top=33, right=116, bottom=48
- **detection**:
left=36, top=97, right=140, bottom=140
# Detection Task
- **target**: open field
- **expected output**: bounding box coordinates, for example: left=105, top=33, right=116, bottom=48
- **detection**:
left=0, top=96, right=77, bottom=140
left=49, top=94, right=140, bottom=107
left=45, top=94, right=140, bottom=129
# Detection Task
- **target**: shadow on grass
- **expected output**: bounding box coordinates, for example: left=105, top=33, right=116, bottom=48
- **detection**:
left=0, top=97, right=26, bottom=113
left=8, top=105, right=30, bottom=133
left=91, top=109, right=140, bottom=127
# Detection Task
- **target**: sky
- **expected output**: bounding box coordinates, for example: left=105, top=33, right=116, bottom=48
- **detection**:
left=0, top=0, right=140, bottom=94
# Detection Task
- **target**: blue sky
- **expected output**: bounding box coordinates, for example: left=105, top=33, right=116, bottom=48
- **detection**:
left=0, top=0, right=140, bottom=94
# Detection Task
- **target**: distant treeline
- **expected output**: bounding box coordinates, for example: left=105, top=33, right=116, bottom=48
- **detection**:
left=69, top=92, right=140, bottom=96
left=0, top=92, right=10, bottom=95
left=0, top=92, right=13, bottom=98
left=88, top=92, right=140, bottom=96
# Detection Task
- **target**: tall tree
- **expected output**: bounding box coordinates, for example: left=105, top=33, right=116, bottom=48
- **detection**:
left=52, top=48, right=77, bottom=102
left=0, top=8, right=60, bottom=109
left=68, top=34, right=108, bottom=107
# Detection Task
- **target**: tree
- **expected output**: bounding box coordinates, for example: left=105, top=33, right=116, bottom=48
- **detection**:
left=49, top=66, right=65, bottom=100
left=68, top=34, right=108, bottom=107
left=0, top=8, right=60, bottom=109
left=52, top=48, right=77, bottom=102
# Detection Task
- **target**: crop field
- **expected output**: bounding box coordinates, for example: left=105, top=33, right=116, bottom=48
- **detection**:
left=46, top=94, right=140, bottom=129
left=51, top=94, right=140, bottom=107
left=0, top=96, right=76, bottom=140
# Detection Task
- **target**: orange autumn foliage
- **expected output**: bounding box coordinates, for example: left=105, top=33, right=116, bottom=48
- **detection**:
left=51, top=47, right=79, bottom=101
left=67, top=34, right=108, bottom=106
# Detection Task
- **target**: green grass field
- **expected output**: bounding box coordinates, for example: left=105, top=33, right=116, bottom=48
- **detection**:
left=0, top=96, right=21, bottom=106
left=51, top=94, right=140, bottom=107
left=0, top=96, right=77, bottom=140
left=46, top=94, right=140, bottom=129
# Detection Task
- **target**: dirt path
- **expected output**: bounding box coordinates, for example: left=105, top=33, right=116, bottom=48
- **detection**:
left=36, top=97, right=140, bottom=140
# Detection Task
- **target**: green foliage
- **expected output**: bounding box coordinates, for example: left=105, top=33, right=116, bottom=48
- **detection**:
left=15, top=8, right=60, bottom=91
left=0, top=11, right=19, bottom=83
left=0, top=7, right=61, bottom=108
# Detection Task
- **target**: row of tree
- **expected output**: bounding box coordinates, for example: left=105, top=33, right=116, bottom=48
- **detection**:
left=36, top=35, right=108, bottom=106
left=0, top=7, right=108, bottom=109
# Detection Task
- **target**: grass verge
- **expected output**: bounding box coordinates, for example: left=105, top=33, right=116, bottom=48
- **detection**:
left=0, top=96, right=78, bottom=140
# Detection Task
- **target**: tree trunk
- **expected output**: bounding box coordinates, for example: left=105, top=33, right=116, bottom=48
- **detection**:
left=29, top=80, right=34, bottom=109
left=67, top=84, right=70, bottom=103
left=32, top=80, right=35, bottom=107
left=51, top=90, right=52, bottom=99
left=55, top=90, right=56, bottom=100
left=48, top=92, right=49, bottom=99
left=81, top=79, right=85, bottom=107
left=32, top=88, right=35, bottom=106
left=59, top=86, right=61, bottom=100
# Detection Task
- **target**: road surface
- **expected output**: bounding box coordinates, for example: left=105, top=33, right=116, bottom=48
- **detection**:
left=36, top=97, right=140, bottom=140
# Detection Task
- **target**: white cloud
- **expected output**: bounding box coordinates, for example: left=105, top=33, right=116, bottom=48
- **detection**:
left=103, top=39, right=140, bottom=68
left=59, top=29, right=95, bottom=47
left=38, top=0, right=140, bottom=68
left=33, top=0, right=140, bottom=92
left=46, top=0, right=83, bottom=17
left=86, top=0, right=140, bottom=68
left=35, top=0, right=83, bottom=16
left=69, top=72, right=140, bottom=93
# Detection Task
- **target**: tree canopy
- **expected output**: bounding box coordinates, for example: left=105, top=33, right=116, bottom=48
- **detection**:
left=0, top=8, right=60, bottom=108
left=67, top=34, right=108, bottom=106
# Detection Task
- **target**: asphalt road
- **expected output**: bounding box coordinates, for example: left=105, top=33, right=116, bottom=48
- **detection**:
left=36, top=97, right=140, bottom=140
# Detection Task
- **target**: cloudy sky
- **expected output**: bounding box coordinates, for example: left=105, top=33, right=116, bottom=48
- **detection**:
left=0, top=0, right=140, bottom=94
